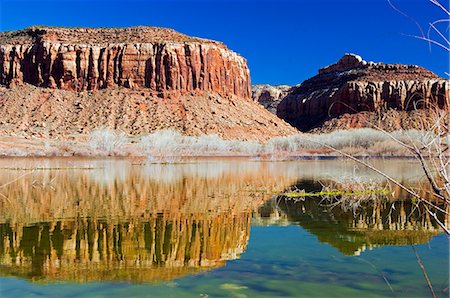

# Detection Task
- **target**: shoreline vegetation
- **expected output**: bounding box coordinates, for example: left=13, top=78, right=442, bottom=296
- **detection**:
left=0, top=128, right=441, bottom=160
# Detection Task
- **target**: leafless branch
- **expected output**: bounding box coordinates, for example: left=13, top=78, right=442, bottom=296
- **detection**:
left=412, top=245, right=437, bottom=298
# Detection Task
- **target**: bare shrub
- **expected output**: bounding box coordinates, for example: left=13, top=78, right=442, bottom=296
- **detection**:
left=262, top=128, right=432, bottom=158
left=366, top=140, right=407, bottom=156
left=189, top=134, right=231, bottom=154
left=229, top=139, right=263, bottom=155
left=138, top=128, right=441, bottom=161
left=309, top=110, right=450, bottom=235
left=139, top=129, right=184, bottom=157
left=320, top=177, right=390, bottom=215
left=89, top=128, right=128, bottom=155
left=139, top=129, right=264, bottom=160
left=264, top=136, right=299, bottom=159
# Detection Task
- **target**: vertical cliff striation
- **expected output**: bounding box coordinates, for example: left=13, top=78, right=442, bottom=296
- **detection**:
left=0, top=27, right=251, bottom=98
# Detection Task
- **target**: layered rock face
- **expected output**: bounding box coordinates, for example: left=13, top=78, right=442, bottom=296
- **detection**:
left=252, top=84, right=292, bottom=114
left=0, top=27, right=251, bottom=98
left=0, top=27, right=297, bottom=140
left=277, top=54, right=449, bottom=131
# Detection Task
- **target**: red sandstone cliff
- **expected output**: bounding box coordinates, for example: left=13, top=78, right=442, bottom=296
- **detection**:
left=0, top=27, right=297, bottom=140
left=276, top=54, right=449, bottom=131
left=0, top=27, right=251, bottom=98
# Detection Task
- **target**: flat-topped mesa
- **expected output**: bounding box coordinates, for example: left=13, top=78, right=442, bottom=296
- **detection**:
left=0, top=27, right=298, bottom=141
left=0, top=26, right=251, bottom=99
left=277, top=53, right=449, bottom=131
left=0, top=26, right=216, bottom=44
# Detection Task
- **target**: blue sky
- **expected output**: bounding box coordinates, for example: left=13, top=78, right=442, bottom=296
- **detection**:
left=0, top=0, right=448, bottom=85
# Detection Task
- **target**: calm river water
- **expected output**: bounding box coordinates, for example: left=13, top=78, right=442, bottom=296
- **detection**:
left=0, top=158, right=448, bottom=297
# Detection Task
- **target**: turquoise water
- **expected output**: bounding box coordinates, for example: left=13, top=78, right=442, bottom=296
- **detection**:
left=1, top=227, right=447, bottom=298
left=0, top=158, right=448, bottom=297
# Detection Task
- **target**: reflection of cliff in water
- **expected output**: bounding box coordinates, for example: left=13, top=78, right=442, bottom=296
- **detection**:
left=0, top=159, right=301, bottom=283
left=0, top=158, right=444, bottom=281
left=0, top=213, right=250, bottom=282
left=258, top=180, right=443, bottom=256
left=0, top=160, right=298, bottom=224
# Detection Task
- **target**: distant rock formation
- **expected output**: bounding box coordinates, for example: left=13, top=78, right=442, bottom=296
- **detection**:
left=252, top=84, right=292, bottom=114
left=0, top=27, right=297, bottom=140
left=276, top=53, right=449, bottom=131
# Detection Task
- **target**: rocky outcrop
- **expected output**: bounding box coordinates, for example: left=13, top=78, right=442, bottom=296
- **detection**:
left=0, top=27, right=298, bottom=140
left=252, top=84, right=292, bottom=114
left=318, top=53, right=367, bottom=74
left=277, top=54, right=449, bottom=131
left=0, top=26, right=251, bottom=99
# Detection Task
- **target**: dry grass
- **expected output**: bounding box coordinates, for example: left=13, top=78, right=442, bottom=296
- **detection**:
left=139, top=129, right=263, bottom=161
left=138, top=128, right=436, bottom=160
left=264, top=128, right=433, bottom=157
left=0, top=128, right=438, bottom=158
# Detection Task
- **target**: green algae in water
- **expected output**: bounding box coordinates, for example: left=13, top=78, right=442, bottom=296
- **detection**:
left=281, top=189, right=391, bottom=197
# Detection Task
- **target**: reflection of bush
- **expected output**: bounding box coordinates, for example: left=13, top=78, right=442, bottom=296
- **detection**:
left=259, top=180, right=443, bottom=255
left=0, top=213, right=250, bottom=282
left=0, top=161, right=298, bottom=225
